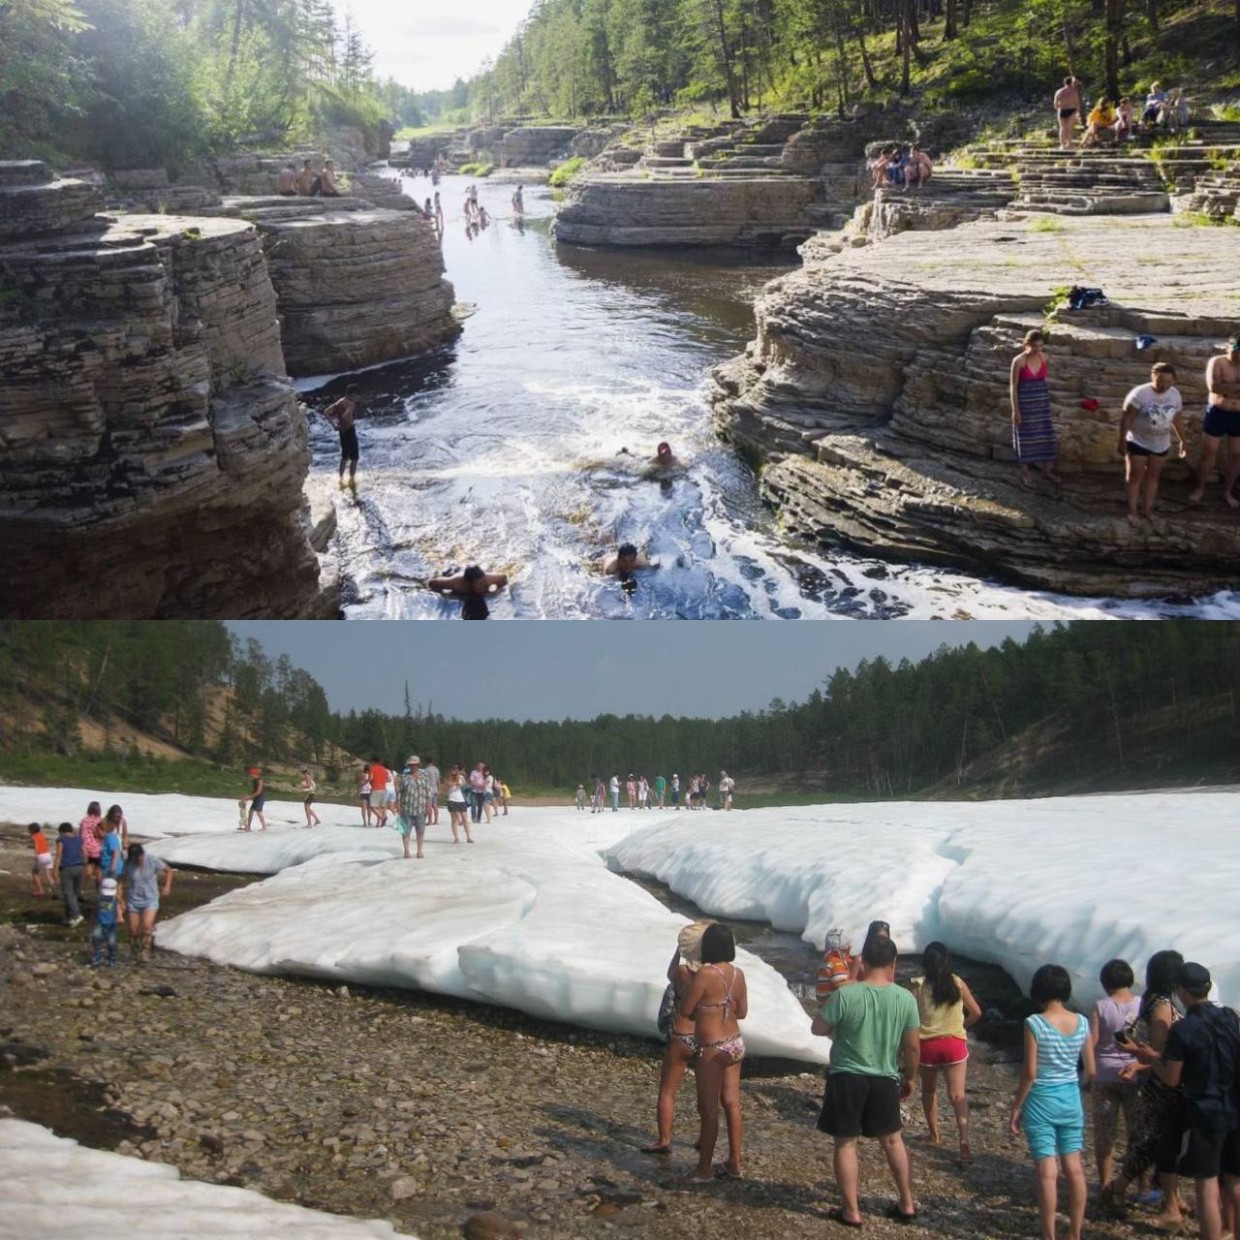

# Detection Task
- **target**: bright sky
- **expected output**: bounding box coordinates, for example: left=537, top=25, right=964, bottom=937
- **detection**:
left=226, top=622, right=1039, bottom=721
left=349, top=0, right=532, bottom=92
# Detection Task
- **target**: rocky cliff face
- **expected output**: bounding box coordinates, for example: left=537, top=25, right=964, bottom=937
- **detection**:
left=243, top=204, right=458, bottom=378
left=554, top=176, right=822, bottom=247
left=0, top=161, right=332, bottom=618
left=712, top=213, right=1240, bottom=597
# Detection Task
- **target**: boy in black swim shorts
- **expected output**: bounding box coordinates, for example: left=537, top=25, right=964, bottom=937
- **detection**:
left=325, top=384, right=361, bottom=487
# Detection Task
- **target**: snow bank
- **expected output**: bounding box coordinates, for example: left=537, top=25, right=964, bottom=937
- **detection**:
left=154, top=809, right=828, bottom=1063
left=608, top=792, right=1240, bottom=1007
left=0, top=1118, right=411, bottom=1237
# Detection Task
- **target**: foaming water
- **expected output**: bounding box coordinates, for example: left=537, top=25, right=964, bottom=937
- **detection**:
left=302, top=174, right=1239, bottom=620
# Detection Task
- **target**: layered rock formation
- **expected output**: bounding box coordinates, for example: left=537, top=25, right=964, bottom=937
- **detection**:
left=555, top=176, right=823, bottom=247
left=0, top=161, right=332, bottom=618
left=712, top=213, right=1240, bottom=596
left=232, top=202, right=458, bottom=377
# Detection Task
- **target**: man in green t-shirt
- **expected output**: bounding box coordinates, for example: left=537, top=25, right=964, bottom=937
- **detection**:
left=811, top=936, right=921, bottom=1227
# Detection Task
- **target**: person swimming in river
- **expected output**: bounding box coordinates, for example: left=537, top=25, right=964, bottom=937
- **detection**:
left=324, top=383, right=361, bottom=488
left=429, top=566, right=509, bottom=618
left=604, top=543, right=651, bottom=577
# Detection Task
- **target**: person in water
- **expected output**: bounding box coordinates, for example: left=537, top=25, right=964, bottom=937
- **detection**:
left=324, top=384, right=361, bottom=487
left=429, top=565, right=509, bottom=619
left=512, top=184, right=524, bottom=217
left=604, top=543, right=650, bottom=576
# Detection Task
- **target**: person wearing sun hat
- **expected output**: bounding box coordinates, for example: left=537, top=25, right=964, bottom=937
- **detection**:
left=396, top=756, right=434, bottom=860
left=1190, top=335, right=1240, bottom=508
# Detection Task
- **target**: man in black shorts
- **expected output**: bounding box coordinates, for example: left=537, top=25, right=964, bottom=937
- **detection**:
left=325, top=384, right=361, bottom=487
left=812, top=935, right=921, bottom=1227
left=1190, top=336, right=1240, bottom=509
left=1144, top=962, right=1240, bottom=1240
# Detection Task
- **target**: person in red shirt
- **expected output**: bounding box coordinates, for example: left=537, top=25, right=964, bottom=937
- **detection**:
left=369, top=759, right=389, bottom=828
left=28, top=823, right=53, bottom=896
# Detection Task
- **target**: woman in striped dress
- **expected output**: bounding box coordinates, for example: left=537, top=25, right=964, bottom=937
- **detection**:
left=1010, top=963, right=1094, bottom=1240
left=1010, top=329, right=1062, bottom=487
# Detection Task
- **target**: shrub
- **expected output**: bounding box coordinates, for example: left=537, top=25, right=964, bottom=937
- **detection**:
left=549, top=156, right=586, bottom=187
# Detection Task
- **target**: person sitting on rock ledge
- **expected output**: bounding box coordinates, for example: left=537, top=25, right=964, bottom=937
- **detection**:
left=1117, top=362, right=1186, bottom=524
left=296, top=158, right=318, bottom=196
left=276, top=165, right=297, bottom=196
left=905, top=146, right=933, bottom=190
left=1190, top=335, right=1240, bottom=509
left=318, top=159, right=341, bottom=198
left=1082, top=98, right=1118, bottom=146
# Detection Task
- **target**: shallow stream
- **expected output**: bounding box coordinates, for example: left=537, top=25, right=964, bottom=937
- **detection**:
left=301, top=174, right=1231, bottom=620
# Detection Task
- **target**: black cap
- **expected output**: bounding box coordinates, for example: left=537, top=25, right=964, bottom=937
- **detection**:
left=1175, top=962, right=1211, bottom=991
left=865, top=919, right=891, bottom=940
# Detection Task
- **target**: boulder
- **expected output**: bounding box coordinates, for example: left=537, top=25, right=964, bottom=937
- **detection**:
left=712, top=213, right=1240, bottom=596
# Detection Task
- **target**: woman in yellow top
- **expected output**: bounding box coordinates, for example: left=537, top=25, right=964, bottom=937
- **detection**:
left=909, top=941, right=982, bottom=1163
left=1083, top=99, right=1117, bottom=145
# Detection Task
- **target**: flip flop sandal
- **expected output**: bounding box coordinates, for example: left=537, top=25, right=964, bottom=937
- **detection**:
left=828, top=1207, right=863, bottom=1228
left=885, top=1205, right=919, bottom=1224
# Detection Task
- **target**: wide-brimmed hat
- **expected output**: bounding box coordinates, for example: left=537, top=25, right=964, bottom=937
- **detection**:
left=677, top=920, right=715, bottom=972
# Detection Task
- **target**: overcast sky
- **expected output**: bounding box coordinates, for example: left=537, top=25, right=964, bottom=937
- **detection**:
left=226, top=623, right=1039, bottom=721
left=349, top=0, right=531, bottom=92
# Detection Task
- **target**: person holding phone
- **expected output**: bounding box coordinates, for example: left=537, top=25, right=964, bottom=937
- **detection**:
left=1089, top=959, right=1142, bottom=1192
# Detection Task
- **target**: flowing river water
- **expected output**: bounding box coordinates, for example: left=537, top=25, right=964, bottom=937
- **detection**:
left=300, top=174, right=1238, bottom=620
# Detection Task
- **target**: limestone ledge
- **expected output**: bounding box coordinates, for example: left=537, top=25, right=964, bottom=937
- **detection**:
left=712, top=214, right=1240, bottom=596
left=0, top=211, right=330, bottom=618
left=553, top=176, right=822, bottom=248
left=253, top=207, right=459, bottom=377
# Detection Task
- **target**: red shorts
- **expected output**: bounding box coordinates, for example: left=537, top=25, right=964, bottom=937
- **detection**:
left=920, top=1035, right=969, bottom=1067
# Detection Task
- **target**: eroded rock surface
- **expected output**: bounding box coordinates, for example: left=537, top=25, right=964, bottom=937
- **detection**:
left=0, top=161, right=332, bottom=618
left=712, top=213, right=1240, bottom=596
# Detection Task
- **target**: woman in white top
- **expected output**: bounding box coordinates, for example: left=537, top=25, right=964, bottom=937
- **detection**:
left=1088, top=958, right=1140, bottom=1191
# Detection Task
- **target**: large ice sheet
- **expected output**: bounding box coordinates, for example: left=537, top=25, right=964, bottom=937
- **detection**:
left=0, top=785, right=364, bottom=839
left=608, top=793, right=1240, bottom=1008
left=154, top=810, right=828, bottom=1063
left=0, top=1118, right=411, bottom=1238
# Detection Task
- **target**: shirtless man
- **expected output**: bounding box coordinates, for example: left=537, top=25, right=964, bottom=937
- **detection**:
left=512, top=184, right=524, bottom=217
left=276, top=165, right=297, bottom=196
left=319, top=159, right=341, bottom=198
left=1054, top=77, right=1082, bottom=150
left=296, top=158, right=318, bottom=196
left=1190, top=336, right=1240, bottom=508
left=324, top=383, right=360, bottom=487
left=433, top=192, right=444, bottom=238
left=429, top=566, right=509, bottom=596
left=905, top=145, right=933, bottom=190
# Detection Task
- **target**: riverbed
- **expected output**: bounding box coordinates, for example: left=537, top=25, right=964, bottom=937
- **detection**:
left=300, top=174, right=1227, bottom=620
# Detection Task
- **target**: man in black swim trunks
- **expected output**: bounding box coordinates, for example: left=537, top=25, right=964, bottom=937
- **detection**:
left=324, top=384, right=361, bottom=487
left=1054, top=77, right=1082, bottom=150
left=1190, top=336, right=1240, bottom=509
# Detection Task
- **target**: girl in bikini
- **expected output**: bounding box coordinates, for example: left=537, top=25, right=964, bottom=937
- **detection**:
left=642, top=921, right=714, bottom=1157
left=681, top=923, right=748, bottom=1181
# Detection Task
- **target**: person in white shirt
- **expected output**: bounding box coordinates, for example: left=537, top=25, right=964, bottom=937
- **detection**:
left=1117, top=362, right=1186, bottom=524
left=719, top=771, right=735, bottom=810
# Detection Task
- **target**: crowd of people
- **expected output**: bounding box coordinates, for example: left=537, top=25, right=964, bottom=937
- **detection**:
left=576, top=770, right=737, bottom=812
left=643, top=919, right=1240, bottom=1240
left=27, top=800, right=172, bottom=966
left=1010, top=332, right=1240, bottom=515
left=1055, top=77, right=1192, bottom=150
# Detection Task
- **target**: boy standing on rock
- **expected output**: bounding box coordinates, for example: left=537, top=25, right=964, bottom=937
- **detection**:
left=325, top=385, right=361, bottom=488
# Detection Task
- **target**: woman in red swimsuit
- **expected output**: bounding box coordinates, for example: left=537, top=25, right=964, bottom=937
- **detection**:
left=681, top=923, right=748, bottom=1181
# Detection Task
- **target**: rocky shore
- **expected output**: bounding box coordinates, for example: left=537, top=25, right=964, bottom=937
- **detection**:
left=712, top=212, right=1240, bottom=597
left=0, top=824, right=1168, bottom=1239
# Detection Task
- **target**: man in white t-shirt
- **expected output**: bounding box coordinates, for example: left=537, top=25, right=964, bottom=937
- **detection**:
left=1117, top=362, right=1186, bottom=523
left=719, top=771, right=735, bottom=810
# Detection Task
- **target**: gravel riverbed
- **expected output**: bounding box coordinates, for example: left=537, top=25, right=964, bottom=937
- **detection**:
left=0, top=825, right=1167, bottom=1238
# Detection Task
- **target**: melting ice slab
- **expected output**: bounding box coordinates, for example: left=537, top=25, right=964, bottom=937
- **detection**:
left=0, top=1118, right=412, bottom=1237
left=152, top=810, right=828, bottom=1064
left=606, top=792, right=1240, bottom=1008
